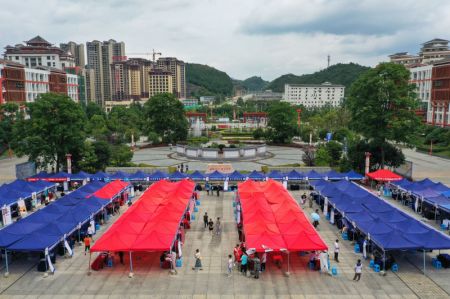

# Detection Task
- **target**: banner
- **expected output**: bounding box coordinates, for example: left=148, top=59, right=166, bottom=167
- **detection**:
left=206, top=163, right=234, bottom=174
left=17, top=199, right=27, bottom=217
left=323, top=197, right=328, bottom=216
left=177, top=240, right=182, bottom=258
left=2, top=205, right=12, bottom=226
left=223, top=180, right=229, bottom=191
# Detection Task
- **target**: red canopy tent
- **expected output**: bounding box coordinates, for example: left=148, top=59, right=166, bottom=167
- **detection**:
left=366, top=169, right=402, bottom=182
left=91, top=179, right=194, bottom=253
left=93, top=180, right=130, bottom=199
left=238, top=179, right=327, bottom=254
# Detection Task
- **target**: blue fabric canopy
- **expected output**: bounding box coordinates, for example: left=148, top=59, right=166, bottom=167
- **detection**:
left=70, top=171, right=92, bottom=180
left=305, top=170, right=324, bottom=180
left=207, top=170, right=226, bottom=181
left=109, top=171, right=130, bottom=180
left=228, top=170, right=246, bottom=181
left=285, top=170, right=304, bottom=180
left=149, top=170, right=168, bottom=181
left=325, top=170, right=346, bottom=180
left=169, top=171, right=187, bottom=181
left=0, top=180, right=56, bottom=207
left=129, top=170, right=149, bottom=181
left=314, top=180, right=450, bottom=251
left=247, top=170, right=265, bottom=181
left=92, top=171, right=109, bottom=181
left=188, top=171, right=206, bottom=181
left=267, top=170, right=285, bottom=180
left=0, top=181, right=116, bottom=252
left=345, top=170, right=364, bottom=180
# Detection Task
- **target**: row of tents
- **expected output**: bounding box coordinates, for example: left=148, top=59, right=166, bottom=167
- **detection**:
left=0, top=180, right=131, bottom=273
left=27, top=169, right=365, bottom=183
left=391, top=178, right=450, bottom=214
left=311, top=179, right=450, bottom=252
left=0, top=179, right=56, bottom=207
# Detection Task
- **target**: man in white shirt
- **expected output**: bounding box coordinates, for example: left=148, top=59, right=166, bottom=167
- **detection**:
left=334, top=239, right=340, bottom=263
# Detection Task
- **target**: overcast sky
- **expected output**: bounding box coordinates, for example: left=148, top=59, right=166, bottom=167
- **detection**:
left=1, top=0, right=449, bottom=80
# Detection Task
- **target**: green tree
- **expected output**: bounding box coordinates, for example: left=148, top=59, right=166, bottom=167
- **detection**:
left=85, top=102, right=105, bottom=119
left=12, top=93, right=87, bottom=171
left=78, top=141, right=98, bottom=173
left=0, top=103, right=22, bottom=156
left=92, top=140, right=112, bottom=170
left=143, top=93, right=188, bottom=143
left=253, top=128, right=265, bottom=140
left=325, top=141, right=343, bottom=167
left=346, top=62, right=422, bottom=167
left=315, top=147, right=331, bottom=166
left=267, top=102, right=297, bottom=143
left=110, top=144, right=133, bottom=166
left=87, top=114, right=110, bottom=141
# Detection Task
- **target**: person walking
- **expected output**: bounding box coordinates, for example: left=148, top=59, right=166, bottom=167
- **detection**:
left=308, top=194, right=313, bottom=208
left=334, top=239, right=340, bottom=263
left=203, top=212, right=209, bottom=228
left=353, top=259, right=362, bottom=281
left=215, top=217, right=222, bottom=235
left=192, top=249, right=203, bottom=271
left=205, top=182, right=210, bottom=195
left=253, top=254, right=261, bottom=279
left=233, top=244, right=242, bottom=269
left=118, top=251, right=124, bottom=265
left=261, top=252, right=267, bottom=272
left=208, top=218, right=214, bottom=234
left=240, top=252, right=248, bottom=275
left=227, top=254, right=233, bottom=277
left=84, top=235, right=91, bottom=255
left=216, top=186, right=220, bottom=197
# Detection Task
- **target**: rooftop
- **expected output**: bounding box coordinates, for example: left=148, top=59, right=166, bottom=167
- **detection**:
left=286, top=82, right=345, bottom=88
left=25, top=35, right=51, bottom=46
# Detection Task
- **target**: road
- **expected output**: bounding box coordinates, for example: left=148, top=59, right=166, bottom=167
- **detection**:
left=403, top=148, right=450, bottom=185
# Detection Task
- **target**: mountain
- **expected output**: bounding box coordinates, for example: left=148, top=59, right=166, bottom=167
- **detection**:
left=234, top=76, right=269, bottom=92
left=266, top=63, right=371, bottom=92
left=186, top=63, right=233, bottom=97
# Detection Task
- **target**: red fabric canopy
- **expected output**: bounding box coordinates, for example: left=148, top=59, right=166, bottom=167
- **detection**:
left=238, top=179, right=327, bottom=252
left=91, top=179, right=194, bottom=252
left=367, top=169, right=402, bottom=182
left=93, top=180, right=130, bottom=199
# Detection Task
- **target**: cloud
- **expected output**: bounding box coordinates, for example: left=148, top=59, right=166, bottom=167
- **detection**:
left=1, top=0, right=450, bottom=80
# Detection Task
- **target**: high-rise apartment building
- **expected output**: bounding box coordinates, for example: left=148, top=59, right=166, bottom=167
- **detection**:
left=157, top=57, right=186, bottom=98
left=148, top=68, right=173, bottom=98
left=86, top=39, right=125, bottom=106
left=85, top=67, right=96, bottom=102
left=282, top=82, right=345, bottom=107
left=111, top=58, right=154, bottom=101
left=430, top=59, right=450, bottom=127
left=60, top=42, right=85, bottom=67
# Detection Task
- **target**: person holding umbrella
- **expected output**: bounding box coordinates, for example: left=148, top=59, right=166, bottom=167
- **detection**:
left=311, top=209, right=320, bottom=229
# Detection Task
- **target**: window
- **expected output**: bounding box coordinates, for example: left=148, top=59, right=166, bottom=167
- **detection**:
left=47, top=56, right=51, bottom=60
left=434, top=80, right=442, bottom=87
left=15, top=56, right=19, bottom=60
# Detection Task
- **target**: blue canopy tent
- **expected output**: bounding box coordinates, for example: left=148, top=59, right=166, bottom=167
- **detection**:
left=325, top=170, right=346, bottom=180
left=442, top=190, right=450, bottom=198
left=188, top=171, right=206, bottom=181
left=267, top=170, right=285, bottom=180
left=247, top=170, right=265, bottom=181
left=228, top=170, right=246, bottom=181
left=0, top=181, right=114, bottom=274
left=305, top=170, right=324, bottom=180
left=0, top=180, right=56, bottom=207
left=312, top=179, right=450, bottom=273
left=27, top=171, right=50, bottom=181
left=285, top=170, right=304, bottom=181
left=109, top=171, right=130, bottom=181
left=129, top=170, right=149, bottom=181
left=149, top=170, right=168, bottom=181
left=70, top=171, right=92, bottom=181
left=169, top=171, right=187, bottom=181
left=207, top=170, right=226, bottom=181
left=345, top=170, right=364, bottom=180
left=92, top=171, right=109, bottom=181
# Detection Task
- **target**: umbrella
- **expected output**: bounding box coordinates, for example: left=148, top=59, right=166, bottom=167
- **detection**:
left=311, top=212, right=320, bottom=221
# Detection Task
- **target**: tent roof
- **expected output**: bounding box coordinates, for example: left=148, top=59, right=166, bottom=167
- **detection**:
left=129, top=170, right=148, bottom=181
left=285, top=170, right=304, bottom=180
left=91, top=179, right=195, bottom=252
left=149, top=170, right=168, bottom=181
left=305, top=170, right=324, bottom=180
left=169, top=171, right=187, bottom=180
left=93, top=180, right=130, bottom=199
left=188, top=170, right=206, bottom=180
left=345, top=170, right=364, bottom=180
left=207, top=170, right=226, bottom=181
left=228, top=170, right=246, bottom=181
left=238, top=179, right=327, bottom=252
left=247, top=170, right=265, bottom=181
left=267, top=170, right=285, bottom=180
left=367, top=169, right=402, bottom=181
left=325, top=170, right=346, bottom=180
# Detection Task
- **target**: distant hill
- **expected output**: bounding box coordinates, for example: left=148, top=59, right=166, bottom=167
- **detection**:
left=266, top=63, right=371, bottom=92
left=233, top=76, right=269, bottom=92
left=186, top=63, right=233, bottom=97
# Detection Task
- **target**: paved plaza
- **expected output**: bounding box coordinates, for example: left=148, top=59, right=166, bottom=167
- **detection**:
left=1, top=189, right=450, bottom=298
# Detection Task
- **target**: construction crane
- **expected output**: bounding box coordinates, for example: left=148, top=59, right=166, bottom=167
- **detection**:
left=127, top=49, right=162, bottom=63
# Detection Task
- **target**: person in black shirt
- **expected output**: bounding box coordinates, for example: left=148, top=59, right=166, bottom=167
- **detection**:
left=203, top=212, right=209, bottom=228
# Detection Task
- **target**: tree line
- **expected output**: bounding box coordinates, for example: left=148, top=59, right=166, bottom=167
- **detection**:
left=0, top=93, right=188, bottom=173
